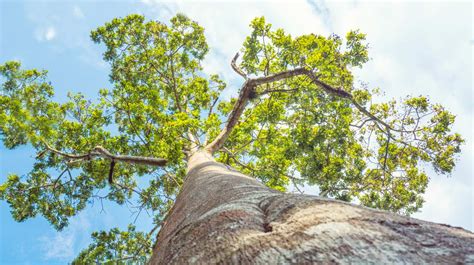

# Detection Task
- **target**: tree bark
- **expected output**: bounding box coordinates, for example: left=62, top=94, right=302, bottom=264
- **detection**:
left=149, top=151, right=474, bottom=264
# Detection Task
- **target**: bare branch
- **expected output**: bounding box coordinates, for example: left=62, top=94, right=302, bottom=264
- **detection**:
left=221, top=147, right=254, bottom=173
left=183, top=105, right=201, bottom=153
left=252, top=67, right=307, bottom=86
left=231, top=53, right=247, bottom=79
left=303, top=70, right=352, bottom=99
left=291, top=178, right=304, bottom=194
left=382, top=132, right=391, bottom=184
left=205, top=67, right=308, bottom=154
left=42, top=141, right=167, bottom=167
left=208, top=96, right=220, bottom=118
left=205, top=79, right=254, bottom=154
left=350, top=118, right=373, bottom=129
left=319, top=189, right=330, bottom=197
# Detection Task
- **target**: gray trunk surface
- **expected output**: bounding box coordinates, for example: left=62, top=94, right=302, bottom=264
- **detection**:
left=149, top=151, right=474, bottom=264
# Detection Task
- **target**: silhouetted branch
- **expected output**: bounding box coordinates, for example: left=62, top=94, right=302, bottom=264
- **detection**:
left=42, top=141, right=167, bottom=167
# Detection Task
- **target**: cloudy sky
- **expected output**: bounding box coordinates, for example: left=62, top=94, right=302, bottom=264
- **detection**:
left=0, top=0, right=472, bottom=264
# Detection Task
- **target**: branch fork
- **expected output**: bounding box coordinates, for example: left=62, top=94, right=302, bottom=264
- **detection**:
left=41, top=141, right=168, bottom=183
left=205, top=51, right=403, bottom=155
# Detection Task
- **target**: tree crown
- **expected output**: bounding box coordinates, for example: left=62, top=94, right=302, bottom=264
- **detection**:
left=0, top=14, right=463, bottom=263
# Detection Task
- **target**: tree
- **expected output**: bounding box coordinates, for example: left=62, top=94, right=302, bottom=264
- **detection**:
left=0, top=14, right=471, bottom=263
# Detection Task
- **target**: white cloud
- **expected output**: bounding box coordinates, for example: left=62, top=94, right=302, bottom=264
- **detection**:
left=25, top=2, right=105, bottom=69
left=45, top=27, right=56, bottom=41
left=40, top=232, right=75, bottom=260
left=39, top=212, right=91, bottom=261
left=73, top=6, right=84, bottom=19
left=35, top=26, right=56, bottom=42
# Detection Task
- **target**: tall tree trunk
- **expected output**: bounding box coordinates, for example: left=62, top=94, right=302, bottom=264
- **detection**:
left=149, top=151, right=473, bottom=264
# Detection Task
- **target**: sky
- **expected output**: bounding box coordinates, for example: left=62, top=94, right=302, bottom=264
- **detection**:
left=0, top=0, right=472, bottom=264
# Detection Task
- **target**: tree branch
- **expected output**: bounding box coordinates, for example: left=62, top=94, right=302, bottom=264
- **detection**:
left=108, top=159, right=116, bottom=184
left=231, top=53, right=247, bottom=79
left=382, top=131, right=391, bottom=185
left=206, top=56, right=415, bottom=154
left=204, top=79, right=254, bottom=153
left=256, top=88, right=298, bottom=97
left=252, top=67, right=307, bottom=86
left=205, top=67, right=308, bottom=154
left=42, top=142, right=167, bottom=167
left=303, top=70, right=352, bottom=99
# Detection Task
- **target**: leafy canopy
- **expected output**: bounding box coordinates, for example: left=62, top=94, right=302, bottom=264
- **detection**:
left=0, top=14, right=463, bottom=263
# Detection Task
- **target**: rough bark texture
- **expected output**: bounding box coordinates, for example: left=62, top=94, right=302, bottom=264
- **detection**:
left=149, top=151, right=474, bottom=264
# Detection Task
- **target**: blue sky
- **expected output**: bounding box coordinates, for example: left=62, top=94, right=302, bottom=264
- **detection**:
left=0, top=0, right=472, bottom=264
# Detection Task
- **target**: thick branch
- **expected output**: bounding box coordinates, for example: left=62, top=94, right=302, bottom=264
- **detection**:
left=205, top=67, right=308, bottom=154
left=204, top=79, right=254, bottom=153
left=252, top=67, right=307, bottom=86
left=43, top=142, right=167, bottom=167
left=184, top=106, right=201, bottom=153
left=257, top=88, right=298, bottom=96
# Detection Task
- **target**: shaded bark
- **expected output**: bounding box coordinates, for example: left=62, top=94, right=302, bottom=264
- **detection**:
left=149, top=151, right=474, bottom=264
